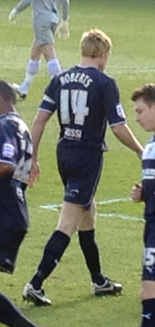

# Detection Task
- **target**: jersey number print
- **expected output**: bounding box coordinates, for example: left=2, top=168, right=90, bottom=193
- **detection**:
left=60, top=90, right=89, bottom=126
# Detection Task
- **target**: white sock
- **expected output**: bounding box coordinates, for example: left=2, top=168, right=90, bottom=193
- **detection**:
left=47, top=58, right=61, bottom=78
left=18, top=59, right=41, bottom=93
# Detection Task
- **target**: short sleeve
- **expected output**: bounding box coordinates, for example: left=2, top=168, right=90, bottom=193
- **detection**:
left=39, top=77, right=59, bottom=113
left=103, top=78, right=126, bottom=126
left=0, top=122, right=18, bottom=167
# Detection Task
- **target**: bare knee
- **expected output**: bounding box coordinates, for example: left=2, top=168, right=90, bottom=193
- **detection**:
left=40, top=43, right=56, bottom=61
left=141, top=281, right=155, bottom=300
left=30, top=40, right=42, bottom=60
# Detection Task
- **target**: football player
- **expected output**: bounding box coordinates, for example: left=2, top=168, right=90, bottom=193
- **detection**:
left=0, top=80, right=40, bottom=327
left=131, top=84, right=155, bottom=327
left=22, top=29, right=143, bottom=305
left=8, top=0, right=70, bottom=98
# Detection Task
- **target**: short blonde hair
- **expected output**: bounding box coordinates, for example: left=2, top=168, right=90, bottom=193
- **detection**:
left=80, top=29, right=112, bottom=58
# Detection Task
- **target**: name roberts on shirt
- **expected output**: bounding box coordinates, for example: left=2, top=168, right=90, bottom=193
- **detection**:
left=60, top=72, right=93, bottom=88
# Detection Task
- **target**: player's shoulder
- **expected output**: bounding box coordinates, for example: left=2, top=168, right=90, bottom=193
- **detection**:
left=6, top=112, right=22, bottom=126
left=102, top=73, right=119, bottom=94
left=0, top=113, right=11, bottom=128
left=102, top=72, right=117, bottom=85
left=148, top=135, right=155, bottom=145
left=0, top=112, right=28, bottom=134
left=57, top=65, right=109, bottom=84
left=0, top=113, right=15, bottom=138
left=50, top=66, right=118, bottom=91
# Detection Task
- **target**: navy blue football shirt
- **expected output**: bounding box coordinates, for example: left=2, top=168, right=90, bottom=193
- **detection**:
left=0, top=112, right=32, bottom=187
left=39, top=66, right=126, bottom=150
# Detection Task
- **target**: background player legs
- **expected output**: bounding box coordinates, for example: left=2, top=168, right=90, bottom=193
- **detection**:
left=16, top=40, right=42, bottom=96
left=16, top=41, right=61, bottom=96
left=41, top=43, right=61, bottom=77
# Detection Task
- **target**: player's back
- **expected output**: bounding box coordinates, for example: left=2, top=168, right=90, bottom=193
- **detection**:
left=32, top=0, right=58, bottom=24
left=52, top=66, right=117, bottom=150
left=42, top=65, right=125, bottom=150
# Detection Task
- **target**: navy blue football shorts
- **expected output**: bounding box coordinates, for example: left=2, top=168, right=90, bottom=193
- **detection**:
left=34, top=22, right=57, bottom=45
left=142, top=219, right=155, bottom=281
left=0, top=229, right=26, bottom=274
left=0, top=187, right=28, bottom=274
left=57, top=145, right=103, bottom=210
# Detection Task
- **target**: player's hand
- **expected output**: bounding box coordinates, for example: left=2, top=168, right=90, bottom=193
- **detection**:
left=8, top=8, right=17, bottom=22
left=55, top=21, right=70, bottom=39
left=28, top=160, right=40, bottom=188
left=131, top=183, right=143, bottom=202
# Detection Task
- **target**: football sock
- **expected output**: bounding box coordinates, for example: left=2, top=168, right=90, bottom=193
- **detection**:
left=0, top=292, right=38, bottom=327
left=18, top=59, right=40, bottom=93
left=47, top=58, right=61, bottom=77
left=78, top=229, right=105, bottom=285
left=30, top=230, right=70, bottom=290
left=141, top=299, right=155, bottom=327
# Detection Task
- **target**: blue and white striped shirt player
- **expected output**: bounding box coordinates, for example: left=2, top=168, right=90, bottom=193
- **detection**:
left=142, top=135, right=155, bottom=219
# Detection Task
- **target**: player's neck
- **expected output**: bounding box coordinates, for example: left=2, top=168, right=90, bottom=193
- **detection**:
left=0, top=98, right=15, bottom=115
left=79, top=57, right=103, bottom=71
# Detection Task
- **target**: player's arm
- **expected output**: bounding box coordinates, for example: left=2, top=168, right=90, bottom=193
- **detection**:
left=0, top=127, right=17, bottom=182
left=60, top=0, right=70, bottom=21
left=0, top=138, right=16, bottom=184
left=0, top=163, right=14, bottom=186
left=0, top=163, right=14, bottom=177
left=8, top=0, right=31, bottom=22
left=28, top=78, right=58, bottom=187
left=105, top=78, right=143, bottom=158
left=111, top=123, right=143, bottom=158
left=28, top=110, right=52, bottom=188
left=31, top=110, right=51, bottom=161
left=56, top=0, right=70, bottom=39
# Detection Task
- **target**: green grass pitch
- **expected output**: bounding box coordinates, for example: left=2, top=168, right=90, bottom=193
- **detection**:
left=1, top=0, right=155, bottom=326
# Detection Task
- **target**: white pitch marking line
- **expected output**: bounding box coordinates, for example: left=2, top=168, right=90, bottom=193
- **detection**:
left=40, top=197, right=130, bottom=210
left=40, top=197, right=143, bottom=222
left=96, top=197, right=131, bottom=205
left=98, top=212, right=143, bottom=222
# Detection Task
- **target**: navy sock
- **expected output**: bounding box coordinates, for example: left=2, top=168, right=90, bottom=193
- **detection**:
left=78, top=230, right=105, bottom=284
left=141, top=299, right=155, bottom=327
left=30, top=230, right=70, bottom=289
left=0, top=292, right=38, bottom=327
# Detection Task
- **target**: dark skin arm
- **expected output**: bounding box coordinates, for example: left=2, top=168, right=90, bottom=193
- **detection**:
left=0, top=162, right=14, bottom=178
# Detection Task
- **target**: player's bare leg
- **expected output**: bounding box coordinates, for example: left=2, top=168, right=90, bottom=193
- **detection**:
left=23, top=202, right=85, bottom=305
left=40, top=43, right=61, bottom=77
left=140, top=281, right=155, bottom=326
left=13, top=40, right=42, bottom=98
left=56, top=201, right=85, bottom=236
